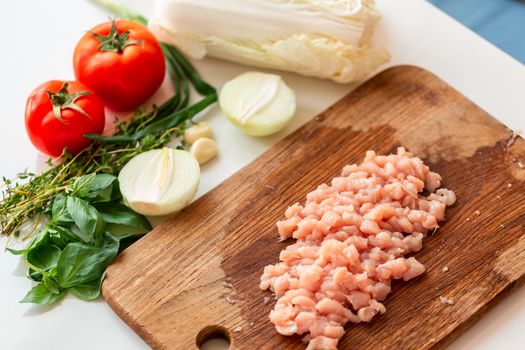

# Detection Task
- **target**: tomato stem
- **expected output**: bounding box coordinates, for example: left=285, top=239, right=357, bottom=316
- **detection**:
left=46, top=82, right=92, bottom=124
left=90, top=18, right=141, bottom=53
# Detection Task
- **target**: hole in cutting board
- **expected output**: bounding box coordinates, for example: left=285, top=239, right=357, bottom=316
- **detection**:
left=197, top=325, right=230, bottom=350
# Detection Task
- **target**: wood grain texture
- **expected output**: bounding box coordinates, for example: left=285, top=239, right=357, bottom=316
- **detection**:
left=102, top=66, right=525, bottom=350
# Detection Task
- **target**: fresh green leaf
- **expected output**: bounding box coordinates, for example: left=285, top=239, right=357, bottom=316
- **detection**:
left=43, top=274, right=61, bottom=295
left=91, top=174, right=117, bottom=191
left=114, top=234, right=145, bottom=253
left=70, top=225, right=95, bottom=244
left=96, top=203, right=151, bottom=230
left=28, top=268, right=43, bottom=282
left=68, top=283, right=101, bottom=301
left=90, top=185, right=113, bottom=203
left=106, top=224, right=148, bottom=242
left=69, top=272, right=105, bottom=301
left=56, top=241, right=118, bottom=288
left=51, top=194, right=73, bottom=224
left=66, top=196, right=105, bottom=243
left=20, top=283, right=66, bottom=305
left=71, top=173, right=97, bottom=198
left=71, top=173, right=118, bottom=202
left=6, top=228, right=49, bottom=255
left=88, top=174, right=118, bottom=202
left=27, top=244, right=61, bottom=271
left=48, top=226, right=82, bottom=248
left=109, top=182, right=123, bottom=201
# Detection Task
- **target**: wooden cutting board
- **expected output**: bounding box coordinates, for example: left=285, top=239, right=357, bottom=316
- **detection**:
left=102, top=66, right=525, bottom=350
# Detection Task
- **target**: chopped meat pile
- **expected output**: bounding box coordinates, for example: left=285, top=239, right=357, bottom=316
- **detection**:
left=260, top=148, right=455, bottom=350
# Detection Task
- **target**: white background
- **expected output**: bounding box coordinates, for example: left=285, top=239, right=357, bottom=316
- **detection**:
left=1, top=0, right=525, bottom=349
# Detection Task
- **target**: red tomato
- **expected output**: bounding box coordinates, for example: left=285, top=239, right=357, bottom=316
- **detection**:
left=73, top=19, right=166, bottom=112
left=25, top=80, right=106, bottom=157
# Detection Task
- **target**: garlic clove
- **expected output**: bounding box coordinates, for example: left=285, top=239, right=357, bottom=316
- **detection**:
left=190, top=137, right=218, bottom=165
left=183, top=122, right=213, bottom=144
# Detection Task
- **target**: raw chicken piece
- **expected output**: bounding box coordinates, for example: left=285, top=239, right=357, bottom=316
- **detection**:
left=261, top=148, right=455, bottom=349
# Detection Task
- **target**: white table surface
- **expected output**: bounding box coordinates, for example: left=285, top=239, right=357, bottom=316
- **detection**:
left=1, top=0, right=524, bottom=349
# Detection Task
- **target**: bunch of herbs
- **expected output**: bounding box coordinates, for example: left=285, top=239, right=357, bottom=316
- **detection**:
left=12, top=173, right=151, bottom=304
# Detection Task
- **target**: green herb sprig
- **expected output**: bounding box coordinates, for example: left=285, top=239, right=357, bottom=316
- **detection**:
left=1, top=3, right=217, bottom=304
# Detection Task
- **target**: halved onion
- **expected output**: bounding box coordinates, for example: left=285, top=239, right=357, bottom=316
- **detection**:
left=118, top=148, right=200, bottom=216
left=219, top=72, right=296, bottom=136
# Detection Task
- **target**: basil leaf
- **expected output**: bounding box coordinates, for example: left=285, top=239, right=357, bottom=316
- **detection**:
left=70, top=225, right=95, bottom=244
left=91, top=186, right=113, bottom=203
left=109, top=182, right=122, bottom=202
left=66, top=196, right=105, bottom=243
left=27, top=244, right=61, bottom=271
left=71, top=173, right=97, bottom=198
left=48, top=226, right=81, bottom=248
left=6, top=229, right=49, bottom=255
left=43, top=274, right=61, bottom=295
left=20, top=283, right=66, bottom=305
left=88, top=174, right=119, bottom=202
left=90, top=174, right=117, bottom=193
left=72, top=173, right=118, bottom=202
left=28, top=268, right=43, bottom=282
left=69, top=284, right=100, bottom=301
left=96, top=203, right=152, bottom=230
left=51, top=194, right=73, bottom=225
left=106, top=224, right=148, bottom=242
left=56, top=241, right=118, bottom=288
left=69, top=272, right=105, bottom=301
